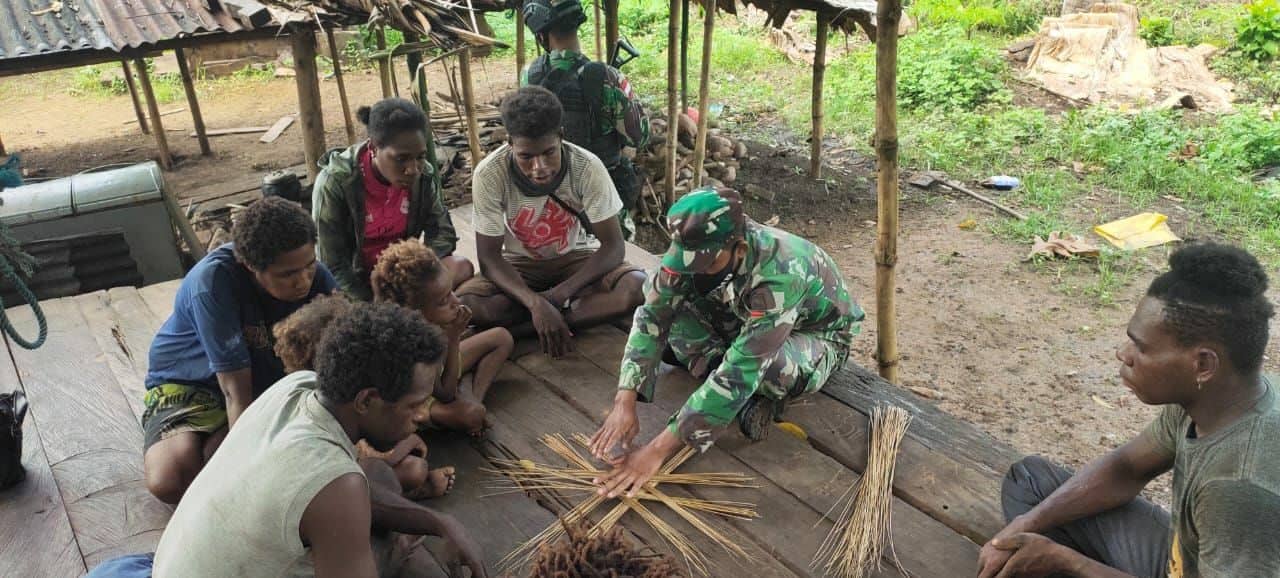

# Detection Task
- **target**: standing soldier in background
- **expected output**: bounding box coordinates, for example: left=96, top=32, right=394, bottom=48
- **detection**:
left=521, top=0, right=650, bottom=239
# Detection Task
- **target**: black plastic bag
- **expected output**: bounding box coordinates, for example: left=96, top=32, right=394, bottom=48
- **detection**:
left=0, top=390, right=27, bottom=490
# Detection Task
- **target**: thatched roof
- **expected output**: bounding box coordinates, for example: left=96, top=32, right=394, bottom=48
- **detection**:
left=698, top=0, right=879, bottom=38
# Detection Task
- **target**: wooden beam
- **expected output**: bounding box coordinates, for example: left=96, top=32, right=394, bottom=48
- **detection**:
left=134, top=58, right=172, bottom=170
left=593, top=0, right=604, bottom=61
left=680, top=0, right=689, bottom=111
left=174, top=47, right=211, bottom=156
left=691, top=4, right=714, bottom=188
left=515, top=2, right=526, bottom=79
left=120, top=60, right=150, bottom=135
left=325, top=26, right=357, bottom=145
left=0, top=28, right=288, bottom=78
left=665, top=0, right=680, bottom=204
left=605, top=0, right=619, bottom=59
left=458, top=49, right=485, bottom=167
left=194, top=126, right=271, bottom=137
left=810, top=13, right=829, bottom=178
left=375, top=26, right=393, bottom=99
left=290, top=26, right=326, bottom=182
left=874, top=0, right=902, bottom=382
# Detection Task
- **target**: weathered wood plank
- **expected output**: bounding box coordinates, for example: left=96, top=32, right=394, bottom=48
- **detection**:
left=0, top=337, right=87, bottom=578
left=137, top=281, right=182, bottom=324
left=481, top=363, right=798, bottom=577
left=76, top=292, right=147, bottom=424
left=259, top=115, right=296, bottom=143
left=5, top=297, right=171, bottom=567
left=415, top=437, right=557, bottom=574
left=575, top=323, right=1014, bottom=542
left=566, top=327, right=985, bottom=575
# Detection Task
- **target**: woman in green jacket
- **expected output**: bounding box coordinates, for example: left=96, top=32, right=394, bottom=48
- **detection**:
left=313, top=98, right=472, bottom=301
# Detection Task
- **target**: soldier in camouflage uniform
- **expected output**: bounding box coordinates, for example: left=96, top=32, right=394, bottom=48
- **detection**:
left=521, top=0, right=650, bottom=239
left=590, top=187, right=864, bottom=497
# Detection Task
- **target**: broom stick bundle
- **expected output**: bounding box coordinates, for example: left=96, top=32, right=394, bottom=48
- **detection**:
left=814, top=405, right=913, bottom=578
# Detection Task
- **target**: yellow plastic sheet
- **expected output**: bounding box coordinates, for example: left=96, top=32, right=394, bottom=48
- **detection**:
left=1093, top=212, right=1181, bottom=250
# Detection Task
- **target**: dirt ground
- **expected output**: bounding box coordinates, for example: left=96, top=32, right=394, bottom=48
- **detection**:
left=4, top=54, right=1277, bottom=507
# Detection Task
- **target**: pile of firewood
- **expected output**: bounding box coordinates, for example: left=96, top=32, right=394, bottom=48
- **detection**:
left=636, top=111, right=750, bottom=196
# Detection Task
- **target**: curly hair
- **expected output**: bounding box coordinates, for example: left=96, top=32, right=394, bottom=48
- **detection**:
left=1147, top=242, right=1274, bottom=372
left=501, top=86, right=563, bottom=140
left=315, top=301, right=447, bottom=403
left=273, top=293, right=354, bottom=372
left=371, top=239, right=445, bottom=310
left=357, top=98, right=427, bottom=146
left=232, top=196, right=317, bottom=271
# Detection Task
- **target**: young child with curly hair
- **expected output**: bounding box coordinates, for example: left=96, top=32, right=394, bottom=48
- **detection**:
left=273, top=293, right=456, bottom=500
left=372, top=239, right=515, bottom=434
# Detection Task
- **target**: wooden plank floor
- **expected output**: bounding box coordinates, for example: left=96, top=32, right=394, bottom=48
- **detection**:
left=0, top=206, right=1020, bottom=576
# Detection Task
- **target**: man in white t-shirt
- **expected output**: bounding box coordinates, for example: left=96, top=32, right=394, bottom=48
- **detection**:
left=459, top=86, right=646, bottom=357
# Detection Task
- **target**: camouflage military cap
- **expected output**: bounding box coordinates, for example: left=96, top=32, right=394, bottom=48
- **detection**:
left=661, top=187, right=746, bottom=274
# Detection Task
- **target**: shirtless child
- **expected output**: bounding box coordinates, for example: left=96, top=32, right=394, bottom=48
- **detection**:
left=371, top=239, right=515, bottom=411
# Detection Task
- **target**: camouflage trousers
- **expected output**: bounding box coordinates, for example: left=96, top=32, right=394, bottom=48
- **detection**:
left=666, top=305, right=848, bottom=403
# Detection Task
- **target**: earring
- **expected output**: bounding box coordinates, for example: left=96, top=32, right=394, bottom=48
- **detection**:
left=1196, top=378, right=1204, bottom=390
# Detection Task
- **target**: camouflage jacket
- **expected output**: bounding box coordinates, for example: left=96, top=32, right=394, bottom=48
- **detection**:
left=521, top=49, right=650, bottom=149
left=619, top=222, right=864, bottom=448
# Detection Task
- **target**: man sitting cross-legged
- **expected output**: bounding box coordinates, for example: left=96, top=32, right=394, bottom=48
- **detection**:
left=978, top=242, right=1280, bottom=578
left=458, top=86, right=645, bottom=358
left=142, top=197, right=338, bottom=504
left=152, top=301, right=487, bottom=577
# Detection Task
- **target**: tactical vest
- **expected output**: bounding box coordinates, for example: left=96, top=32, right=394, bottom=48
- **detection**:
left=527, top=53, right=624, bottom=168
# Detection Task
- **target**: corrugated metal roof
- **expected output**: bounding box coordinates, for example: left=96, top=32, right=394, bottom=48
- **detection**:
left=0, top=0, right=268, bottom=64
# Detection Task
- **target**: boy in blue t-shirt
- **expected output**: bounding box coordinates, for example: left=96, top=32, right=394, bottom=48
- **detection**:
left=142, top=197, right=337, bottom=504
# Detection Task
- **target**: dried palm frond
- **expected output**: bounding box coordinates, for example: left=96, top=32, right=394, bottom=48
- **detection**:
left=813, top=405, right=912, bottom=578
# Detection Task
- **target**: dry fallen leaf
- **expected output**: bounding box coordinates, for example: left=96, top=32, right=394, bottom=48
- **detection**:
left=958, top=218, right=978, bottom=230
left=1091, top=394, right=1114, bottom=409
left=1026, top=231, right=1100, bottom=261
left=906, top=385, right=945, bottom=400
left=763, top=215, right=781, bottom=226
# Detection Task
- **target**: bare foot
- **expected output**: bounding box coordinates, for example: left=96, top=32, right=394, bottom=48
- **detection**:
left=406, top=466, right=456, bottom=500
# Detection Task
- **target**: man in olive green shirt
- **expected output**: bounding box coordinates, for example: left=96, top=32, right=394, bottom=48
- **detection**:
left=980, top=242, right=1280, bottom=578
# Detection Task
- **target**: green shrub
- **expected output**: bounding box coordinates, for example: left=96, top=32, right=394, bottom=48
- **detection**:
left=1198, top=107, right=1280, bottom=173
left=896, top=26, right=1009, bottom=110
left=1140, top=16, right=1175, bottom=47
left=909, top=0, right=1051, bottom=35
left=1237, top=0, right=1280, bottom=60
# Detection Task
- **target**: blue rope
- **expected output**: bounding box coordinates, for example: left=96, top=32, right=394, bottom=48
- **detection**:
left=0, top=226, right=46, bottom=350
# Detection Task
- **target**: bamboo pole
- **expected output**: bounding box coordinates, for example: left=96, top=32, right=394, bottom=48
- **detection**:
left=605, top=0, right=619, bottom=61
left=458, top=48, right=485, bottom=167
left=376, top=26, right=393, bottom=98
left=594, top=0, right=604, bottom=61
left=516, top=3, right=527, bottom=79
left=174, top=48, right=211, bottom=156
left=680, top=0, right=690, bottom=111
left=691, top=4, right=714, bottom=188
left=810, top=14, right=829, bottom=178
left=291, top=26, right=327, bottom=182
left=121, top=60, right=150, bottom=135
left=665, top=0, right=680, bottom=204
left=133, top=58, right=172, bottom=170
left=874, top=0, right=902, bottom=382
left=325, top=26, right=357, bottom=145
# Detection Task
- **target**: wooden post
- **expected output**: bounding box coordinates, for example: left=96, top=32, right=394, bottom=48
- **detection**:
left=516, top=2, right=526, bottom=79
left=134, top=58, right=172, bottom=170
left=121, top=60, right=150, bottom=135
left=290, top=26, right=326, bottom=182
left=376, top=26, right=393, bottom=98
left=680, top=0, right=689, bottom=111
left=174, top=47, right=211, bottom=156
left=810, top=14, right=829, bottom=178
left=664, top=0, right=680, bottom=204
left=691, top=4, right=714, bottom=188
left=0, top=133, right=6, bottom=157
left=874, top=0, right=902, bottom=382
left=325, top=26, right=357, bottom=145
left=458, top=49, right=485, bottom=166
left=593, top=0, right=604, bottom=61
left=605, top=0, right=620, bottom=60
